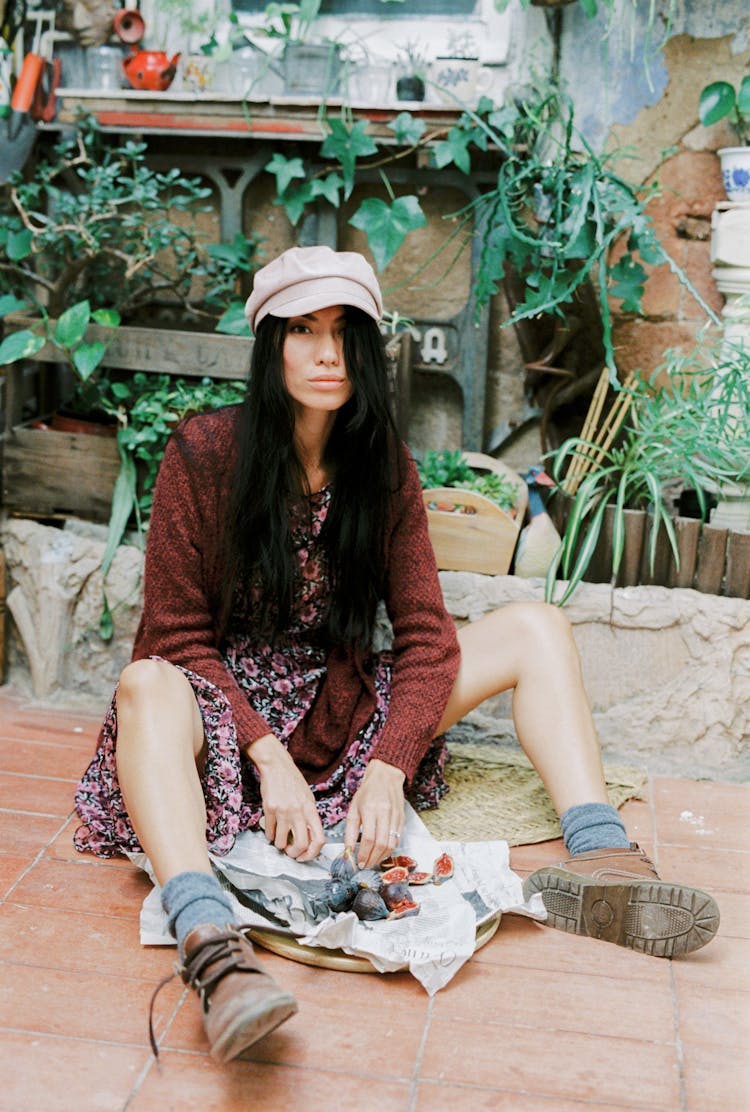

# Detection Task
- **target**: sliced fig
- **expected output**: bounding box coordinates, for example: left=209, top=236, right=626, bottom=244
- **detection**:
left=380, top=854, right=418, bottom=872
left=380, top=865, right=410, bottom=885
left=407, top=871, right=432, bottom=885
left=387, top=898, right=420, bottom=920
left=381, top=880, right=412, bottom=910
left=432, top=851, right=454, bottom=884
left=323, top=877, right=357, bottom=913
left=351, top=888, right=389, bottom=921
left=330, top=845, right=357, bottom=880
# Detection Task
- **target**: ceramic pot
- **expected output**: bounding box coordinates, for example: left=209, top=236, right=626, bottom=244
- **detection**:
left=718, top=147, right=750, bottom=203
left=122, top=50, right=180, bottom=92
left=432, top=57, right=492, bottom=105
left=396, top=74, right=425, bottom=102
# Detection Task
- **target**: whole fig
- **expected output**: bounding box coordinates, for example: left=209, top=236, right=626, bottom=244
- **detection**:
left=381, top=880, right=412, bottom=910
left=323, top=877, right=357, bottom=913
left=330, top=845, right=357, bottom=880
left=354, top=869, right=383, bottom=892
left=351, top=888, right=389, bottom=921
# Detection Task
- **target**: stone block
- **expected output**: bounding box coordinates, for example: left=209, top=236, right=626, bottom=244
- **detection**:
left=440, top=573, right=750, bottom=782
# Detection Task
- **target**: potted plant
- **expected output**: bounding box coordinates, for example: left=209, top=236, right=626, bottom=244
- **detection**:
left=0, top=117, right=258, bottom=630
left=698, top=76, right=750, bottom=203
left=255, top=0, right=343, bottom=97
left=395, top=42, right=428, bottom=103
left=416, top=449, right=528, bottom=575
left=543, top=337, right=750, bottom=603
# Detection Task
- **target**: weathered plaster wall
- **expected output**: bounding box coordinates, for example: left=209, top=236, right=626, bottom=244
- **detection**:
left=3, top=517, right=747, bottom=781
left=559, top=0, right=750, bottom=379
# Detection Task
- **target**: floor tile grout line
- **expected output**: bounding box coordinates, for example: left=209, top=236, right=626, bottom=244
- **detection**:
left=669, top=961, right=688, bottom=1112
left=0, top=769, right=79, bottom=784
left=407, top=992, right=435, bottom=1110
left=1, top=812, right=76, bottom=903
left=0, top=806, right=76, bottom=819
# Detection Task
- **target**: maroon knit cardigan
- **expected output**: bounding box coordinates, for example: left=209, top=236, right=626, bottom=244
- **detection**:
left=131, top=406, right=460, bottom=785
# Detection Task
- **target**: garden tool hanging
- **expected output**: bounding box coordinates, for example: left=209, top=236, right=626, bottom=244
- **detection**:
left=1, top=8, right=54, bottom=184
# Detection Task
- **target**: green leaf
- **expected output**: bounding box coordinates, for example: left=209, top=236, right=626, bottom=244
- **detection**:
left=91, top=308, right=121, bottom=328
left=320, top=118, right=378, bottom=197
left=72, top=341, right=107, bottom=381
left=54, top=301, right=91, bottom=349
left=738, top=75, right=750, bottom=118
left=389, top=112, right=426, bottom=146
left=431, top=128, right=472, bottom=175
left=6, top=228, right=32, bottom=261
left=578, top=0, right=599, bottom=16
left=276, top=181, right=312, bottom=225
left=264, top=152, right=306, bottom=196
left=310, top=172, right=344, bottom=207
left=558, top=494, right=609, bottom=605
left=0, top=293, right=31, bottom=318
left=98, top=443, right=138, bottom=640
left=349, top=195, right=426, bottom=271
left=609, top=253, right=647, bottom=314
left=698, top=81, right=735, bottom=127
left=0, top=329, right=45, bottom=365
left=216, top=302, right=252, bottom=336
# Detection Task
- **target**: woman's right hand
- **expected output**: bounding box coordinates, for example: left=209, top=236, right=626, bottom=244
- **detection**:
left=244, top=733, right=326, bottom=863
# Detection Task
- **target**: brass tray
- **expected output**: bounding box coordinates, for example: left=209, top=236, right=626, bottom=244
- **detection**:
left=247, top=913, right=501, bottom=973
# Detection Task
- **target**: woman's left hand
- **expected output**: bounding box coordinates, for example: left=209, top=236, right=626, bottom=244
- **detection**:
left=344, top=758, right=406, bottom=869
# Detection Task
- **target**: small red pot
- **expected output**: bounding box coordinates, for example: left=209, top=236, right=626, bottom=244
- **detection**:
left=122, top=50, right=180, bottom=92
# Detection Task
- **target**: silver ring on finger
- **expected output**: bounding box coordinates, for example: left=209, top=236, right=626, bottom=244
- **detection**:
left=389, top=829, right=401, bottom=842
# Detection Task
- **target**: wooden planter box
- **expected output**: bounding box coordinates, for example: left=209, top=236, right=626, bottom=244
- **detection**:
left=1, top=319, right=255, bottom=522
left=565, top=503, right=750, bottom=600
left=423, top=452, right=528, bottom=576
left=3, top=423, right=121, bottom=521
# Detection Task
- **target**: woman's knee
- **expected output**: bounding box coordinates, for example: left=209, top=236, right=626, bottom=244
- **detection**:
left=500, top=601, right=578, bottom=657
left=116, top=658, right=189, bottom=715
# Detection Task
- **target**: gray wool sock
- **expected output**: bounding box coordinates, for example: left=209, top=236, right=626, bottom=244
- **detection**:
left=560, top=802, right=630, bottom=856
left=161, top=871, right=234, bottom=956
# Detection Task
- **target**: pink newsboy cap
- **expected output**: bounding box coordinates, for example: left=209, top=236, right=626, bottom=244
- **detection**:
left=244, top=245, right=383, bottom=332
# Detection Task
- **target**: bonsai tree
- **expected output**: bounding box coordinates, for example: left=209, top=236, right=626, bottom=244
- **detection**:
left=0, top=114, right=259, bottom=328
left=699, top=76, right=750, bottom=146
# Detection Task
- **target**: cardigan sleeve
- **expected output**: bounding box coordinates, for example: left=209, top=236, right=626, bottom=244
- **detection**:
left=370, top=447, right=461, bottom=782
left=131, top=412, right=274, bottom=749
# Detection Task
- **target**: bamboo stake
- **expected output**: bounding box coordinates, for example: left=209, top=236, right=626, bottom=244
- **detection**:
left=564, top=372, right=636, bottom=495
left=566, top=366, right=610, bottom=489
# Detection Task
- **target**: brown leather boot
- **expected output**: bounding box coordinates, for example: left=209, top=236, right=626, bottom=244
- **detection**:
left=179, top=925, right=298, bottom=1061
left=523, top=844, right=720, bottom=958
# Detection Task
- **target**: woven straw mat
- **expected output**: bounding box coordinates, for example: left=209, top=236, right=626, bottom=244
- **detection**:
left=420, top=741, right=647, bottom=846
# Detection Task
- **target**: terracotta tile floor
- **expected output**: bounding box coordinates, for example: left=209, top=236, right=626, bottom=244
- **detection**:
left=1, top=684, right=748, bottom=1112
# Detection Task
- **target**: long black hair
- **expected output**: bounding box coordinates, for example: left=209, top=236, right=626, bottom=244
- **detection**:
left=221, top=306, right=399, bottom=648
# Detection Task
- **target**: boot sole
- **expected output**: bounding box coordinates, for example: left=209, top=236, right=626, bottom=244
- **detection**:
left=211, top=993, right=299, bottom=1062
left=523, top=868, right=720, bottom=958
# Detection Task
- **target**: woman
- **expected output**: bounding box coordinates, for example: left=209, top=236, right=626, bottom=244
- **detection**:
left=74, top=246, right=719, bottom=1063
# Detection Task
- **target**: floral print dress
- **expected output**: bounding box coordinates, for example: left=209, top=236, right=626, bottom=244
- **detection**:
left=74, top=487, right=449, bottom=860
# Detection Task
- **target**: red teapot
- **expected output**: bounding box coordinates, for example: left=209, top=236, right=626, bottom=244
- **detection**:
left=122, top=49, right=180, bottom=91
left=114, top=9, right=180, bottom=92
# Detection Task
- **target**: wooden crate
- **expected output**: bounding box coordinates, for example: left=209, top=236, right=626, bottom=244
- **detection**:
left=423, top=453, right=528, bottom=576
left=2, top=424, right=121, bottom=521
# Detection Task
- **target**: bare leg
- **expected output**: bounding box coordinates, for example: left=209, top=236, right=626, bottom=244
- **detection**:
left=115, top=658, right=210, bottom=886
left=436, top=602, right=609, bottom=814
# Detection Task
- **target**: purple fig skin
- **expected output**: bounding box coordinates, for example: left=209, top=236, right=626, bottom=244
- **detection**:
left=330, top=845, right=357, bottom=880
left=351, top=888, right=389, bottom=921
left=381, top=880, right=413, bottom=910
left=354, top=869, right=383, bottom=892
left=323, top=877, right=357, bottom=913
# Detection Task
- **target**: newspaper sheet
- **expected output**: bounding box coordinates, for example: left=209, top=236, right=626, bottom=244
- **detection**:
left=134, top=803, right=546, bottom=995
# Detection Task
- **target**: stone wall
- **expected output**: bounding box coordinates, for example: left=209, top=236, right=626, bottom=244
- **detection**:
left=2, top=516, right=747, bottom=781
